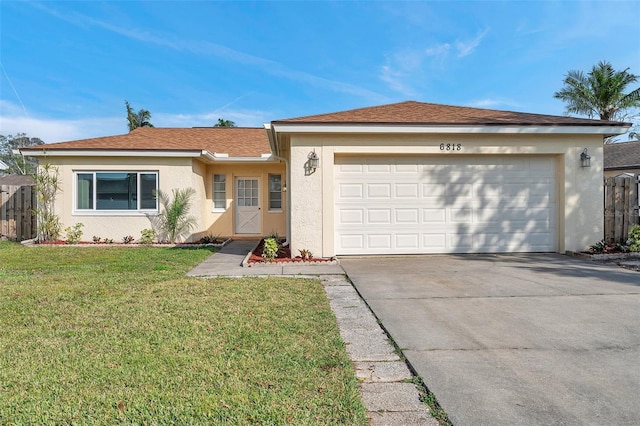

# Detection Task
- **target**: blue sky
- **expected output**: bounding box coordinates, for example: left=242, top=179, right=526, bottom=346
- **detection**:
left=1, top=0, right=639, bottom=143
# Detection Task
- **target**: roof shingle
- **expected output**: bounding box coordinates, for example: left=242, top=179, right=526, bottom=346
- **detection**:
left=21, top=127, right=270, bottom=157
left=604, top=140, right=640, bottom=170
left=273, top=100, right=626, bottom=126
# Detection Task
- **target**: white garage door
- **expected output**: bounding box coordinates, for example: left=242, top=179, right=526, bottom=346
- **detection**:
left=335, top=155, right=557, bottom=254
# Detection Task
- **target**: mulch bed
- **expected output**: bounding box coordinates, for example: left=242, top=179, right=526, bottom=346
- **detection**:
left=248, top=238, right=333, bottom=264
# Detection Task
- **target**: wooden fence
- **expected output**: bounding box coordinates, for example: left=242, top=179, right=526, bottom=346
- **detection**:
left=0, top=185, right=37, bottom=241
left=604, top=175, right=640, bottom=244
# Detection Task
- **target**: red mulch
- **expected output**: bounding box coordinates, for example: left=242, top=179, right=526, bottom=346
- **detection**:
left=248, top=238, right=332, bottom=264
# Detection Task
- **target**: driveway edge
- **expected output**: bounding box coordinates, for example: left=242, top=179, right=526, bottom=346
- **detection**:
left=320, top=275, right=439, bottom=426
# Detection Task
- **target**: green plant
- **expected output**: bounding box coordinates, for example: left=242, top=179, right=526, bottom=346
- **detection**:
left=104, top=238, right=114, bottom=244
left=199, top=233, right=225, bottom=244
left=299, top=249, right=313, bottom=261
left=262, top=237, right=279, bottom=262
left=627, top=225, right=640, bottom=252
left=154, top=188, right=197, bottom=243
left=267, top=231, right=281, bottom=241
left=92, top=236, right=101, bottom=243
left=139, top=228, right=156, bottom=245
left=122, top=235, right=135, bottom=244
left=64, top=223, right=84, bottom=244
left=33, top=163, right=62, bottom=242
left=590, top=240, right=606, bottom=254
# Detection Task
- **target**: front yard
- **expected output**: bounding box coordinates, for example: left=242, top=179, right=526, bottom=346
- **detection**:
left=0, top=242, right=366, bottom=424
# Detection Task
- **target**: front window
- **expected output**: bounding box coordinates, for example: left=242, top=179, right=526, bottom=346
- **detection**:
left=213, top=174, right=226, bottom=210
left=269, top=174, right=282, bottom=211
left=76, top=171, right=158, bottom=211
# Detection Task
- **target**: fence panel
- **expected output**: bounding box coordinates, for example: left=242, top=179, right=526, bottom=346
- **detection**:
left=0, top=184, right=37, bottom=241
left=604, top=175, right=640, bottom=243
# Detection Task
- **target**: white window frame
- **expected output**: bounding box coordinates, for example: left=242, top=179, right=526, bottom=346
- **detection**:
left=73, top=171, right=158, bottom=216
left=268, top=173, right=283, bottom=212
left=213, top=174, right=227, bottom=212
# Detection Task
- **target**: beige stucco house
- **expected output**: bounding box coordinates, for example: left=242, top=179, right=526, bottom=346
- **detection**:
left=22, top=101, right=630, bottom=256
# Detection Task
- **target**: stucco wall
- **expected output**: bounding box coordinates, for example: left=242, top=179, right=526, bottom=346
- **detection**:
left=42, top=157, right=286, bottom=242
left=42, top=156, right=201, bottom=242
left=201, top=162, right=286, bottom=238
left=288, top=133, right=605, bottom=257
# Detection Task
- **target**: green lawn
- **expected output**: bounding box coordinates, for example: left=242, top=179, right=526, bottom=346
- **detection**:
left=0, top=242, right=366, bottom=425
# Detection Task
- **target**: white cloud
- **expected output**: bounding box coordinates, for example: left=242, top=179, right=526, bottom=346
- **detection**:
left=466, top=98, right=522, bottom=110
left=0, top=100, right=275, bottom=143
left=425, top=43, right=451, bottom=57
left=155, top=108, right=273, bottom=128
left=0, top=101, right=123, bottom=142
left=455, top=29, right=490, bottom=58
left=379, top=50, right=427, bottom=96
left=33, top=3, right=386, bottom=103
left=423, top=28, right=490, bottom=66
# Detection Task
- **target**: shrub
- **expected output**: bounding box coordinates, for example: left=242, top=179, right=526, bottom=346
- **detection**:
left=199, top=233, right=224, bottom=244
left=262, top=238, right=279, bottom=262
left=154, top=188, right=197, bottom=243
left=627, top=225, right=640, bottom=252
left=33, top=163, right=62, bottom=242
left=92, top=236, right=101, bottom=243
left=590, top=240, right=606, bottom=254
left=122, top=235, right=135, bottom=244
left=139, top=228, right=156, bottom=245
left=64, top=223, right=84, bottom=244
left=299, top=249, right=313, bottom=261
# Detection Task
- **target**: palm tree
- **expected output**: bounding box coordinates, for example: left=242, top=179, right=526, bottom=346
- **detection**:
left=155, top=188, right=197, bottom=243
left=125, top=100, right=155, bottom=131
left=213, top=118, right=236, bottom=127
left=554, top=61, right=640, bottom=122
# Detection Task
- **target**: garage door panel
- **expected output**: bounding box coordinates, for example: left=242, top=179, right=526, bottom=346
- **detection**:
left=367, top=183, right=391, bottom=198
left=335, top=156, right=557, bottom=254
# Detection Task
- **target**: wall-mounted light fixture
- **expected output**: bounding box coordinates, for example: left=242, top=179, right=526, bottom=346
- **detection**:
left=580, top=148, right=591, bottom=168
left=307, top=150, right=319, bottom=171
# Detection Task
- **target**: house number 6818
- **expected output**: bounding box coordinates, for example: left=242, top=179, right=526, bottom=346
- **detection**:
left=440, top=143, right=462, bottom=151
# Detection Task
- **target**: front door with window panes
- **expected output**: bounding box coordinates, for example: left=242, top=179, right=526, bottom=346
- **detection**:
left=235, top=177, right=260, bottom=234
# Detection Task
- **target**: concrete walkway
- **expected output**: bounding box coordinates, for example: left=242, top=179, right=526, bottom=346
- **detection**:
left=187, top=240, right=437, bottom=425
left=186, top=239, right=345, bottom=277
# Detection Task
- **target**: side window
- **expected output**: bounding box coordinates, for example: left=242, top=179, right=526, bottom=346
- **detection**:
left=213, top=174, right=226, bottom=210
left=269, top=174, right=282, bottom=211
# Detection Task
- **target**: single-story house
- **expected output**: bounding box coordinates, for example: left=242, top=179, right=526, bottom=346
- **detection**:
left=22, top=101, right=630, bottom=256
left=604, top=140, right=640, bottom=178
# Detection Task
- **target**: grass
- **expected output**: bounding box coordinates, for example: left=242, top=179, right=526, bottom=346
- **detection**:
left=0, top=242, right=366, bottom=425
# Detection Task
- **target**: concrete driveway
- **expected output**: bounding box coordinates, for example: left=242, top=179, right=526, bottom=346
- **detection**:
left=340, top=254, right=640, bottom=426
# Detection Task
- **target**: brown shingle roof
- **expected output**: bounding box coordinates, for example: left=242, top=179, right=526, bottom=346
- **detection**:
left=273, top=100, right=625, bottom=126
left=0, top=174, right=35, bottom=186
left=21, top=127, right=270, bottom=157
left=604, top=140, right=640, bottom=170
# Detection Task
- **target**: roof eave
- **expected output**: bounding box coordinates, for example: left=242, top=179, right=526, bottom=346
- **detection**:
left=270, top=123, right=631, bottom=135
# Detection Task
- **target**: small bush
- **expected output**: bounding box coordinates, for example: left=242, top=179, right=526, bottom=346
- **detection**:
left=64, top=223, right=84, bottom=244
left=139, top=228, right=156, bottom=245
left=299, top=249, right=313, bottom=261
left=262, top=238, right=279, bottom=262
left=199, top=233, right=225, bottom=244
left=92, top=236, right=101, bottom=243
left=122, top=235, right=135, bottom=244
left=627, top=225, right=640, bottom=252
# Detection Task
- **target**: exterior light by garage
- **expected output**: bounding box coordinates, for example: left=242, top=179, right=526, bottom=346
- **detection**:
left=580, top=148, right=591, bottom=168
left=307, top=150, right=319, bottom=170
